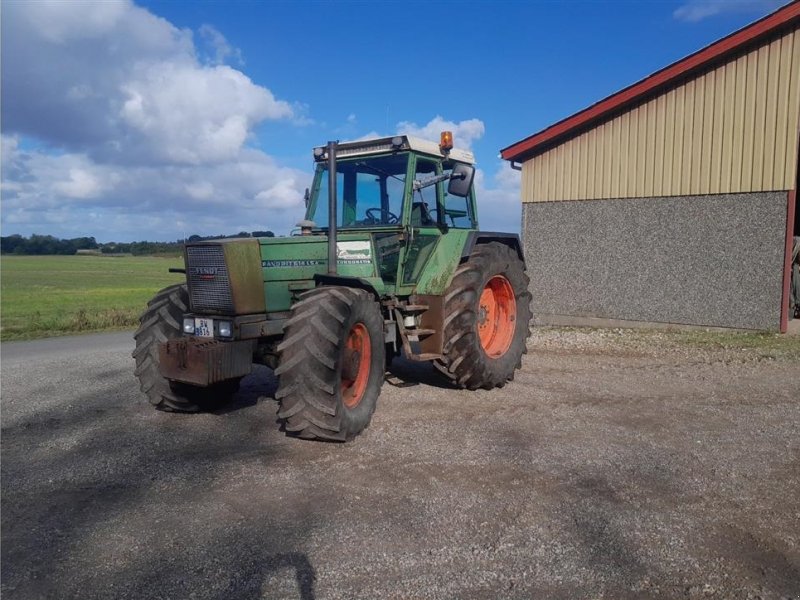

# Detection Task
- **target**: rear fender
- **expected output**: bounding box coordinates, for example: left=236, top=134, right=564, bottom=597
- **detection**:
left=461, top=232, right=525, bottom=264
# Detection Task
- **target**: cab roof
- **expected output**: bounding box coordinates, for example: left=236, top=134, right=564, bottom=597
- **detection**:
left=313, top=135, right=476, bottom=165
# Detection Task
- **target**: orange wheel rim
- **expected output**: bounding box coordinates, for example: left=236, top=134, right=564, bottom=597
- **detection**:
left=341, top=323, right=371, bottom=408
left=477, top=275, right=517, bottom=358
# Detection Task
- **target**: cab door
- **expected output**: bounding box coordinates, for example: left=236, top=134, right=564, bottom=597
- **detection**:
left=397, top=156, right=443, bottom=292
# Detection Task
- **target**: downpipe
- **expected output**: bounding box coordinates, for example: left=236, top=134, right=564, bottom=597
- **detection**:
left=327, top=140, right=337, bottom=275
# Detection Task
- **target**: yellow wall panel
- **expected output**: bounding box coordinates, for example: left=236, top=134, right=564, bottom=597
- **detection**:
left=784, top=29, right=800, bottom=189
left=710, top=65, right=726, bottom=191
left=690, top=75, right=704, bottom=192
left=619, top=112, right=630, bottom=197
left=663, top=88, right=677, bottom=196
left=751, top=44, right=770, bottom=190
left=562, top=139, right=573, bottom=200
left=522, top=26, right=800, bottom=202
left=644, top=100, right=657, bottom=196
left=682, top=80, right=696, bottom=195
left=731, top=52, right=747, bottom=192
left=626, top=107, right=637, bottom=195
left=634, top=105, right=647, bottom=196
left=763, top=37, right=781, bottom=187
left=654, top=94, right=667, bottom=195
left=604, top=121, right=614, bottom=197
left=719, top=61, right=735, bottom=193
left=610, top=116, right=622, bottom=198
left=699, top=71, right=717, bottom=194
left=773, top=34, right=792, bottom=186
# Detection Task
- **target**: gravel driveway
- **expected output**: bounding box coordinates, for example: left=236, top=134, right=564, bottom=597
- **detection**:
left=1, top=328, right=799, bottom=599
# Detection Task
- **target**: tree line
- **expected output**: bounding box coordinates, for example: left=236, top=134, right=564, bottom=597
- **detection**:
left=1, top=231, right=275, bottom=256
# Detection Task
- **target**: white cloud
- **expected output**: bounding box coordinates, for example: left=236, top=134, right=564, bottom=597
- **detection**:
left=397, top=116, right=486, bottom=151
left=52, top=168, right=108, bottom=200
left=0, top=0, right=309, bottom=241
left=198, top=24, right=243, bottom=65
left=255, top=179, right=303, bottom=209
left=673, top=0, right=783, bottom=22
left=1, top=136, right=308, bottom=240
left=185, top=181, right=215, bottom=200
left=119, top=61, right=291, bottom=164
left=474, top=162, right=522, bottom=234
left=15, top=0, right=132, bottom=44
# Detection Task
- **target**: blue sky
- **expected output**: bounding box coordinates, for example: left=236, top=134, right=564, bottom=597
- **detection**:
left=1, top=0, right=785, bottom=242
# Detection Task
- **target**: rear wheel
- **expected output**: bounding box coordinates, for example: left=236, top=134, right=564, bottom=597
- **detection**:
left=275, top=287, right=385, bottom=441
left=132, top=284, right=240, bottom=412
left=434, top=242, right=532, bottom=389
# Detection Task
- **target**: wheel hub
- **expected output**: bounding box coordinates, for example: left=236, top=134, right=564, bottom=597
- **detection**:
left=341, top=348, right=361, bottom=381
left=341, top=323, right=371, bottom=409
left=477, top=275, right=517, bottom=358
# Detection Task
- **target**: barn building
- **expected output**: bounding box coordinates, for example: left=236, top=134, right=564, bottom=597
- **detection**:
left=501, top=2, right=800, bottom=332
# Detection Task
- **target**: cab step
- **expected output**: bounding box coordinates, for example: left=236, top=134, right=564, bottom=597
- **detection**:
left=406, top=328, right=436, bottom=342
left=400, top=304, right=430, bottom=313
left=406, top=352, right=442, bottom=362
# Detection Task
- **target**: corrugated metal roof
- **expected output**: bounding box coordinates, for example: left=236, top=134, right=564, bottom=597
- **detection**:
left=500, top=1, right=800, bottom=163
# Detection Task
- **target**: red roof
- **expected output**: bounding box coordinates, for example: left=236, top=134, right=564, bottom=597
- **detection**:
left=501, top=1, right=800, bottom=163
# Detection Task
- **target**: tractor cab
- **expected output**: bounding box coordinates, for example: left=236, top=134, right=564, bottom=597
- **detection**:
left=303, top=133, right=477, bottom=291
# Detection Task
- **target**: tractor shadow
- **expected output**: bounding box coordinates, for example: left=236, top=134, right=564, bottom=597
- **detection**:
left=214, top=354, right=456, bottom=417
left=211, top=365, right=278, bottom=415
left=385, top=354, right=459, bottom=390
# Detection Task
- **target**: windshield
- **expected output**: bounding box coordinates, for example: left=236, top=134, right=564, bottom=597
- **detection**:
left=308, top=154, right=409, bottom=228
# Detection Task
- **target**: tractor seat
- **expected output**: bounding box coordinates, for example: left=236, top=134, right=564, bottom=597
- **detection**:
left=411, top=202, right=435, bottom=227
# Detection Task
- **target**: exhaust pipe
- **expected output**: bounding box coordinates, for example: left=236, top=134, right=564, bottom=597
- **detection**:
left=327, top=140, right=337, bottom=275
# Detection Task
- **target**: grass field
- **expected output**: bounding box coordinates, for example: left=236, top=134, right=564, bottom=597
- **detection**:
left=1, top=255, right=184, bottom=341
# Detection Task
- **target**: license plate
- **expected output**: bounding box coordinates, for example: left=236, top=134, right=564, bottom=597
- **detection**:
left=194, top=317, right=214, bottom=338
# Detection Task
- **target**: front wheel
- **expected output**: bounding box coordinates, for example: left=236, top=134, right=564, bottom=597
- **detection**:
left=434, top=242, right=532, bottom=389
left=132, top=284, right=240, bottom=412
left=275, top=287, right=386, bottom=441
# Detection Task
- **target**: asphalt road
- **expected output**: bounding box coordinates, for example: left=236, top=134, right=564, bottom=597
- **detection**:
left=1, top=330, right=799, bottom=599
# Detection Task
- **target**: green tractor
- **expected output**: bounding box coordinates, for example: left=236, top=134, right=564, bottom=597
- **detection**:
left=133, top=132, right=532, bottom=441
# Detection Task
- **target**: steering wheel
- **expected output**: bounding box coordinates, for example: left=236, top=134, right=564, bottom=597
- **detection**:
left=365, top=207, right=400, bottom=224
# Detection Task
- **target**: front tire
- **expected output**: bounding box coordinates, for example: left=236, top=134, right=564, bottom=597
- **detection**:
left=275, top=287, right=385, bottom=441
left=434, top=242, right=532, bottom=389
left=132, top=284, right=240, bottom=412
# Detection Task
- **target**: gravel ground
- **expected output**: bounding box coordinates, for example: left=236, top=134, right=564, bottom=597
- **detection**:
left=1, top=328, right=799, bottom=599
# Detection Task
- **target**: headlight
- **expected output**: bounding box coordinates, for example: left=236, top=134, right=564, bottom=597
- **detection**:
left=218, top=321, right=232, bottom=338
left=183, top=318, right=195, bottom=334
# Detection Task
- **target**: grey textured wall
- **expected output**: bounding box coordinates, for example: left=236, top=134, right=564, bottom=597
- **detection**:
left=522, top=192, right=788, bottom=331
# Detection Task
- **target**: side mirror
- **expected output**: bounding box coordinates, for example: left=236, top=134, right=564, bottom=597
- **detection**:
left=303, top=188, right=310, bottom=208
left=447, top=163, right=474, bottom=197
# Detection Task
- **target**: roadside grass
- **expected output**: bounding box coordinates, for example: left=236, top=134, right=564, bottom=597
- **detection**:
left=669, top=329, right=800, bottom=360
left=1, top=255, right=184, bottom=341
left=533, top=326, right=800, bottom=361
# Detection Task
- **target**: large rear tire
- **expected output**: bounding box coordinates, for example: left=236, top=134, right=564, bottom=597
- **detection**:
left=275, top=287, right=385, bottom=441
left=434, top=242, right=532, bottom=389
left=132, top=284, right=240, bottom=412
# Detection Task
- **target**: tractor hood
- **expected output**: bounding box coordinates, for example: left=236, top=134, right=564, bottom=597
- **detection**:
left=260, top=233, right=384, bottom=312
left=184, top=234, right=383, bottom=316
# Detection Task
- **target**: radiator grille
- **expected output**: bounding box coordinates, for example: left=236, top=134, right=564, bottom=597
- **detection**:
left=186, top=245, right=234, bottom=314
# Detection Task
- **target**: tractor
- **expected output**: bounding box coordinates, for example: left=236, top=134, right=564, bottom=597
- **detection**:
left=133, top=132, right=532, bottom=441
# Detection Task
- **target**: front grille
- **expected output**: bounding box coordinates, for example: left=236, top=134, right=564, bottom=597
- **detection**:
left=186, top=245, right=234, bottom=314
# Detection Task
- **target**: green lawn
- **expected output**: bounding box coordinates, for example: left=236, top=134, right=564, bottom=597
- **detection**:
left=1, top=255, right=185, bottom=341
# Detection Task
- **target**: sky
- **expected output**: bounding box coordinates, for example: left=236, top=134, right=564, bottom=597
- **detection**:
left=0, top=0, right=787, bottom=242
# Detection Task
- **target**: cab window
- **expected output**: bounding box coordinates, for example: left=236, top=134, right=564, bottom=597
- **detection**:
left=309, top=154, right=408, bottom=228
left=411, top=158, right=439, bottom=228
